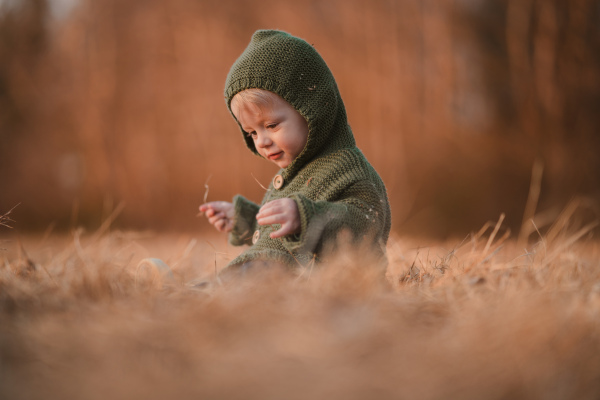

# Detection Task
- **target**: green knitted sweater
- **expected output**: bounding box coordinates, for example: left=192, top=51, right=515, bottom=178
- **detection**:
left=224, top=30, right=391, bottom=268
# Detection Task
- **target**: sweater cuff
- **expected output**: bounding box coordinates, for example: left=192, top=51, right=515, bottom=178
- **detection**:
left=228, top=195, right=259, bottom=246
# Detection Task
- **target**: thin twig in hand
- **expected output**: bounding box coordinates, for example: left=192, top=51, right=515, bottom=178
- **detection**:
left=203, top=174, right=212, bottom=203
left=196, top=175, right=213, bottom=216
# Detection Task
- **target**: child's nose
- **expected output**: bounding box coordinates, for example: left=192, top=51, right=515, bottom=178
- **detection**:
left=255, top=131, right=272, bottom=148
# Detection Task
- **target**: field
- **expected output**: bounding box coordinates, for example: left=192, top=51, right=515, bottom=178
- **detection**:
left=1, top=212, right=600, bottom=400
left=2, top=1, right=600, bottom=398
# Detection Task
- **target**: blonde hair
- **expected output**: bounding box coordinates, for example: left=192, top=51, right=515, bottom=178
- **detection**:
left=230, top=88, right=278, bottom=110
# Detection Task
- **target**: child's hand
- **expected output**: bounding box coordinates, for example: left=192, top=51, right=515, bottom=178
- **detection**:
left=199, top=201, right=234, bottom=233
left=256, top=198, right=301, bottom=238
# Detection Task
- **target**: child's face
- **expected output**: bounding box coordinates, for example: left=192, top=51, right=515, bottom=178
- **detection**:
left=231, top=91, right=308, bottom=169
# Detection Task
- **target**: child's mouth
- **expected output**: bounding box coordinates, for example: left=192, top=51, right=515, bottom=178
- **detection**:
left=268, top=151, right=283, bottom=161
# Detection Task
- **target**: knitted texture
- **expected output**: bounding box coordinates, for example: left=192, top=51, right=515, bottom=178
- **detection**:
left=224, top=30, right=391, bottom=268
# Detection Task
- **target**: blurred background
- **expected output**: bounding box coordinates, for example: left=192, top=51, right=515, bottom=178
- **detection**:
left=1, top=0, right=599, bottom=237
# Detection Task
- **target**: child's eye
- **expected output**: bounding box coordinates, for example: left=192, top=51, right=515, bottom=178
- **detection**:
left=246, top=131, right=257, bottom=138
left=266, top=123, right=278, bottom=129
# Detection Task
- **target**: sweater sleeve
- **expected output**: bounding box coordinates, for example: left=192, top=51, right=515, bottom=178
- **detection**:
left=228, top=195, right=259, bottom=246
left=282, top=180, right=388, bottom=257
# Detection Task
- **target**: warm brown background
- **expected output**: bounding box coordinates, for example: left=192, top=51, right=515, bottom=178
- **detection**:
left=1, top=0, right=599, bottom=237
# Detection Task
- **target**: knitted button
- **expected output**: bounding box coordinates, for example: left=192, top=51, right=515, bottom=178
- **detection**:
left=273, top=175, right=284, bottom=189
left=252, top=230, right=260, bottom=244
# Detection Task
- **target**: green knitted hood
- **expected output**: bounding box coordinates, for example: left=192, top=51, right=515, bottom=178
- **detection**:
left=224, top=30, right=356, bottom=180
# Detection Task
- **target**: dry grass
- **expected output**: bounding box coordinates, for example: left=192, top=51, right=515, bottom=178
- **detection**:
left=0, top=204, right=18, bottom=229
left=1, top=218, right=600, bottom=399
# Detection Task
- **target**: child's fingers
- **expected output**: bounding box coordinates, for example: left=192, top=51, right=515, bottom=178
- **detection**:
left=256, top=204, right=278, bottom=218
left=259, top=213, right=301, bottom=237
left=208, top=212, right=225, bottom=225
left=215, top=219, right=227, bottom=232
left=199, top=202, right=233, bottom=232
left=199, top=203, right=216, bottom=214
left=270, top=222, right=298, bottom=238
left=215, top=218, right=233, bottom=233
left=256, top=212, right=285, bottom=226
left=200, top=204, right=218, bottom=218
left=257, top=201, right=287, bottom=218
left=269, top=225, right=287, bottom=238
left=257, top=198, right=300, bottom=236
left=200, top=201, right=231, bottom=213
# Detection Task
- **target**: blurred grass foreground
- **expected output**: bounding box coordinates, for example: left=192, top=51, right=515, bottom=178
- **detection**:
left=1, top=215, right=600, bottom=399
left=1, top=0, right=599, bottom=236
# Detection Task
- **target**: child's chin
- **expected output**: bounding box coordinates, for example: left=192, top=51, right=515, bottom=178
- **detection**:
left=274, top=160, right=290, bottom=168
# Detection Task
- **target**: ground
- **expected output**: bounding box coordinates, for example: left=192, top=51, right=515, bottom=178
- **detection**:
left=1, top=220, right=599, bottom=399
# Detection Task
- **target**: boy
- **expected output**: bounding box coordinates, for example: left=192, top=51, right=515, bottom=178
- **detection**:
left=200, top=30, right=391, bottom=269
